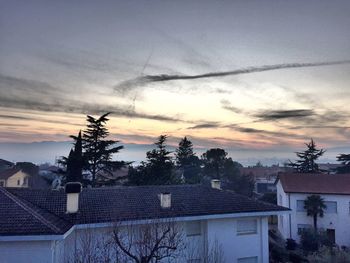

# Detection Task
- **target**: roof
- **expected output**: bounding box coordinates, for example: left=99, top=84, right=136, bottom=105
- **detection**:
left=0, top=167, right=21, bottom=180
left=0, top=159, right=14, bottom=167
left=277, top=173, right=350, bottom=195
left=0, top=184, right=288, bottom=236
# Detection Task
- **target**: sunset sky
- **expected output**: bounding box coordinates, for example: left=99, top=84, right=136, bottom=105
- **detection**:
left=1, top=0, right=350, bottom=163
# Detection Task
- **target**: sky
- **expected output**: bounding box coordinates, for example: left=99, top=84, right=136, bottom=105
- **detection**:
left=1, top=0, right=350, bottom=164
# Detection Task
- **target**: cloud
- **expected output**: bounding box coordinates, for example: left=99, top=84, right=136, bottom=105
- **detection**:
left=254, top=109, right=315, bottom=120
left=187, top=122, right=220, bottom=129
left=115, top=60, right=350, bottom=90
left=220, top=99, right=243, bottom=114
left=0, top=74, right=186, bottom=123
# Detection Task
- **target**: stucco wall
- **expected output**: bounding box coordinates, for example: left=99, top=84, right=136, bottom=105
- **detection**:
left=0, top=240, right=53, bottom=263
left=6, top=170, right=28, bottom=188
left=207, top=216, right=269, bottom=263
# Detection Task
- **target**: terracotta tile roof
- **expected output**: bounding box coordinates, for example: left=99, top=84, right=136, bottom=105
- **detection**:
left=0, top=167, right=21, bottom=180
left=278, top=173, right=350, bottom=195
left=0, top=185, right=288, bottom=236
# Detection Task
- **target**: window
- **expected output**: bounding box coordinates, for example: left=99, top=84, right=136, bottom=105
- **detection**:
left=0, top=180, right=4, bottom=187
left=186, top=221, right=201, bottom=236
left=296, top=200, right=306, bottom=212
left=17, top=179, right=20, bottom=186
left=297, top=224, right=312, bottom=235
left=237, top=219, right=257, bottom=235
left=237, top=256, right=258, bottom=263
left=324, top=201, right=337, bottom=213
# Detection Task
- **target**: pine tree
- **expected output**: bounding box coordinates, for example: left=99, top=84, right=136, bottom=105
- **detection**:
left=83, top=113, right=125, bottom=187
left=289, top=139, right=325, bottom=173
left=175, top=137, right=201, bottom=184
left=127, top=135, right=178, bottom=185
left=145, top=135, right=176, bottom=185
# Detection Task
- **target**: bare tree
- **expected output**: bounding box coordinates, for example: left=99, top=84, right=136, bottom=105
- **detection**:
left=186, top=238, right=225, bottom=263
left=112, top=220, right=185, bottom=263
left=66, top=228, right=116, bottom=263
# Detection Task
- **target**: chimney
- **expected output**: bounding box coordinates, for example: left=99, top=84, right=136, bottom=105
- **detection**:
left=211, top=179, right=221, bottom=190
left=160, top=192, right=171, bottom=209
left=65, top=182, right=82, bottom=213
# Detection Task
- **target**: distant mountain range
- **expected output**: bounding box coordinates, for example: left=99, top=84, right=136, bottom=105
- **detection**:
left=0, top=141, right=349, bottom=166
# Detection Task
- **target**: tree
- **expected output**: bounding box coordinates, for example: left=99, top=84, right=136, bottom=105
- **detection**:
left=304, top=195, right=326, bottom=230
left=289, top=139, right=325, bottom=173
left=202, top=148, right=227, bottom=179
left=127, top=135, right=178, bottom=185
left=175, top=137, right=201, bottom=184
left=112, top=220, right=185, bottom=263
left=66, top=131, right=83, bottom=183
left=202, top=149, right=253, bottom=196
left=336, top=153, right=350, bottom=174
left=83, top=113, right=125, bottom=187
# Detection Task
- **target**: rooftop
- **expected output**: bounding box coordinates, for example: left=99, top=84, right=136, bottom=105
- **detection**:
left=278, top=173, right=350, bottom=195
left=0, top=184, right=288, bottom=236
left=0, top=167, right=21, bottom=180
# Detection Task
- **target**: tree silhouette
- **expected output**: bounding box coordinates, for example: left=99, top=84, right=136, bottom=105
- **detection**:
left=202, top=148, right=227, bottom=179
left=66, top=131, right=83, bottom=183
left=202, top=149, right=253, bottom=196
left=82, top=113, right=125, bottom=187
left=336, top=153, right=350, bottom=174
left=128, top=135, right=178, bottom=185
left=304, top=195, right=326, bottom=231
left=289, top=139, right=325, bottom=173
left=175, top=137, right=201, bottom=184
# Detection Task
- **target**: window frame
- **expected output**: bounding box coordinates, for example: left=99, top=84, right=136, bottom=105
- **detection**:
left=324, top=201, right=337, bottom=214
left=237, top=219, right=258, bottom=235
left=186, top=221, right=202, bottom=237
left=296, top=200, right=306, bottom=212
left=237, top=256, right=258, bottom=263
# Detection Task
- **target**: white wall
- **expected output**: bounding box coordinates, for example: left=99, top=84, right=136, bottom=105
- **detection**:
left=0, top=240, right=53, bottom=263
left=277, top=181, right=350, bottom=246
left=207, top=217, right=269, bottom=263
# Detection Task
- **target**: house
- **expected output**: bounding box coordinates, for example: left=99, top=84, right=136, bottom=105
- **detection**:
left=240, top=166, right=292, bottom=194
left=0, top=181, right=289, bottom=263
left=0, top=167, right=29, bottom=188
left=276, top=173, right=350, bottom=246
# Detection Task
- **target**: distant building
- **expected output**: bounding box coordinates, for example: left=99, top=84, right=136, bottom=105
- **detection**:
left=276, top=173, right=350, bottom=246
left=0, top=167, right=29, bottom=188
left=0, top=182, right=289, bottom=263
left=240, top=165, right=291, bottom=194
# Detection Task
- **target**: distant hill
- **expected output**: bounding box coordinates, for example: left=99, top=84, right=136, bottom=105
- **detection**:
left=0, top=141, right=349, bottom=166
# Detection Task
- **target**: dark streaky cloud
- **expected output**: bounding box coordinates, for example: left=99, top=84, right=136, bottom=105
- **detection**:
left=115, top=60, right=350, bottom=91
left=255, top=109, right=315, bottom=120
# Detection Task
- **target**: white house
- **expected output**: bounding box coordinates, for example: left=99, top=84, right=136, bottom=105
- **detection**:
left=276, top=173, right=350, bottom=246
left=0, top=182, right=288, bottom=263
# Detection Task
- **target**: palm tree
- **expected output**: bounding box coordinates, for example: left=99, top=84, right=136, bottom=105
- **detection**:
left=304, top=195, right=326, bottom=231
